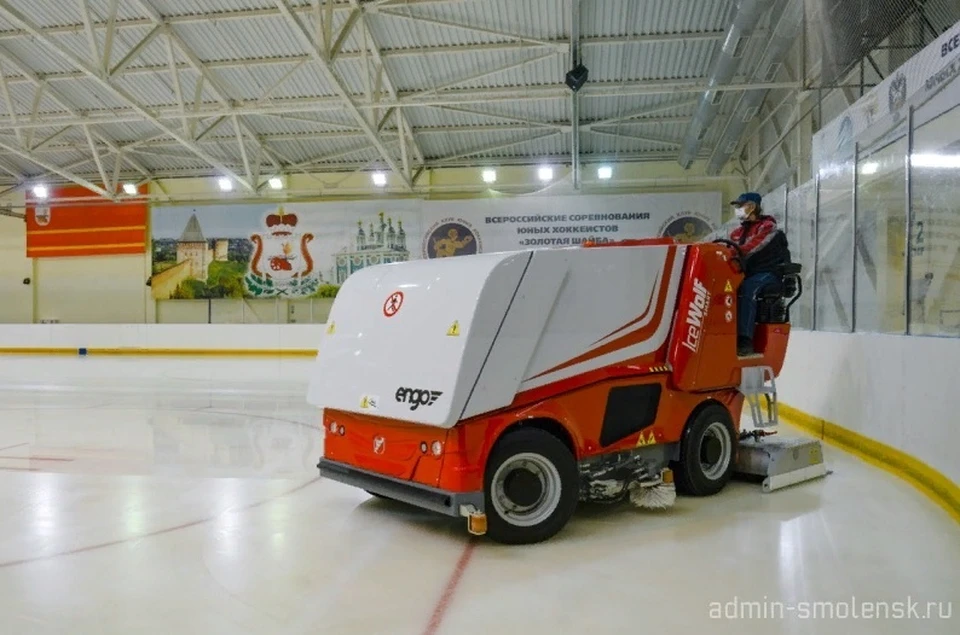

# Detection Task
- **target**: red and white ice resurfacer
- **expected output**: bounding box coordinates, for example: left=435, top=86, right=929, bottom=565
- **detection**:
left=307, top=237, right=826, bottom=544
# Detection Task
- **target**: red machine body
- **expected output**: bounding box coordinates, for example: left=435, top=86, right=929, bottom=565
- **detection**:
left=316, top=239, right=798, bottom=544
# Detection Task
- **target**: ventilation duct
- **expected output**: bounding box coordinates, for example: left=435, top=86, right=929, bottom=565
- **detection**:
left=705, top=0, right=803, bottom=176
left=677, top=0, right=771, bottom=169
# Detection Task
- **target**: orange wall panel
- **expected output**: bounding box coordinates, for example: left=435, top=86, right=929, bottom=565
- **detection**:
left=25, top=185, right=148, bottom=259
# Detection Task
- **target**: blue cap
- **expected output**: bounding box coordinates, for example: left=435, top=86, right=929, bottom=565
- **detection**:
left=730, top=192, right=762, bottom=206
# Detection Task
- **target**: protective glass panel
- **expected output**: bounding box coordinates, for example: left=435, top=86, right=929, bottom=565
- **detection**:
left=815, top=154, right=855, bottom=331
left=786, top=180, right=816, bottom=329
left=910, top=103, right=960, bottom=336
left=764, top=184, right=787, bottom=227
left=854, top=132, right=908, bottom=334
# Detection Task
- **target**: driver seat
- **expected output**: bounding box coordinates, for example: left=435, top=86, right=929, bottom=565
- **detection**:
left=756, top=261, right=803, bottom=324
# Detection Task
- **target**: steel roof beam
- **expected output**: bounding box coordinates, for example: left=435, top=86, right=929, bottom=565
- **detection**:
left=0, top=44, right=154, bottom=193
left=0, top=149, right=726, bottom=186
left=0, top=117, right=698, bottom=154
left=273, top=0, right=411, bottom=190
left=1, top=31, right=732, bottom=87
left=0, top=1, right=253, bottom=192
left=0, top=138, right=111, bottom=197
left=0, top=0, right=454, bottom=42
left=339, top=0, right=425, bottom=181
left=132, top=0, right=281, bottom=183
left=0, top=80, right=801, bottom=131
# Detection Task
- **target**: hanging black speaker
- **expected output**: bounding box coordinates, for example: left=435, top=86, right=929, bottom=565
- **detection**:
left=565, top=63, right=588, bottom=92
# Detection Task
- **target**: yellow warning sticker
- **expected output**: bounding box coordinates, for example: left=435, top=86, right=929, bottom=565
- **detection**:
left=446, top=320, right=461, bottom=336
left=809, top=444, right=822, bottom=463
left=326, top=321, right=336, bottom=335
left=636, top=430, right=657, bottom=447
left=724, top=280, right=734, bottom=293
left=360, top=395, right=379, bottom=409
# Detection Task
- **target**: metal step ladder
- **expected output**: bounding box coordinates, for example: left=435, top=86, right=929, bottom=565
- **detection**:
left=739, top=365, right=778, bottom=429
left=734, top=365, right=830, bottom=492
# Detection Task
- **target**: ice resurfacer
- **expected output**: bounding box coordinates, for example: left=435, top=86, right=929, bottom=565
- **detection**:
left=307, top=236, right=827, bottom=544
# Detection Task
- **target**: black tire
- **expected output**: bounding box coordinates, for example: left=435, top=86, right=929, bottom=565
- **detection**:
left=483, top=427, right=579, bottom=545
left=672, top=403, right=736, bottom=496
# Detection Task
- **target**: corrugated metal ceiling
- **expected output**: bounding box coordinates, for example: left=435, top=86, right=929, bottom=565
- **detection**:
left=0, top=0, right=825, bottom=189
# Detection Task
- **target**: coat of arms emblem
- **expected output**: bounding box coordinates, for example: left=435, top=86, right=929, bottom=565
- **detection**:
left=34, top=205, right=51, bottom=226
left=245, top=207, right=319, bottom=297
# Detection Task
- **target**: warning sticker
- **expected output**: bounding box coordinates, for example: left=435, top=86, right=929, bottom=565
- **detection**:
left=326, top=321, right=336, bottom=335
left=446, top=320, right=461, bottom=337
left=724, top=280, right=734, bottom=293
left=383, top=291, right=404, bottom=317
left=636, top=430, right=657, bottom=447
left=360, top=395, right=379, bottom=410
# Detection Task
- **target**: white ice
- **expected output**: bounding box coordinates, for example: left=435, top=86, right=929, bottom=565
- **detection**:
left=0, top=356, right=957, bottom=635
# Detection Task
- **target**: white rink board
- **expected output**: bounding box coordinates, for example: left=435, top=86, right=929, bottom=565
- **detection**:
left=778, top=329, right=960, bottom=485
left=0, top=324, right=325, bottom=351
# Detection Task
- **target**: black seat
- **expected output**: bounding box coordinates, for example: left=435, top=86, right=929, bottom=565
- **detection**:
left=756, top=261, right=803, bottom=324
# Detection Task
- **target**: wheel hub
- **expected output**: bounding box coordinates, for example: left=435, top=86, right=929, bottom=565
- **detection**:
left=489, top=452, right=564, bottom=528
left=503, top=468, right=543, bottom=507
left=699, top=421, right=732, bottom=480
left=701, top=435, right=722, bottom=465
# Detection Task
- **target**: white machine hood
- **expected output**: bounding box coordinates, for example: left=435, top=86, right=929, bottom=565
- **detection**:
left=307, top=251, right=534, bottom=428
left=307, top=243, right=684, bottom=429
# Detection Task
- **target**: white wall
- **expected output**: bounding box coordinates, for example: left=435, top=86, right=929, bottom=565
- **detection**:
left=35, top=253, right=154, bottom=324
left=0, top=215, right=32, bottom=323
left=779, top=330, right=960, bottom=485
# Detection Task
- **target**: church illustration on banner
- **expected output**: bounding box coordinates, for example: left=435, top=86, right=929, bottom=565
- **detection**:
left=334, top=211, right=409, bottom=284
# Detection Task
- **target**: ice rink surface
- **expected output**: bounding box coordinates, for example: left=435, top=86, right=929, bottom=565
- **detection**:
left=0, top=356, right=957, bottom=635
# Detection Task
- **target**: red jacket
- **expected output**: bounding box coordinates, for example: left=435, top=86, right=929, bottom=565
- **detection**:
left=730, top=215, right=777, bottom=256
left=730, top=215, right=787, bottom=274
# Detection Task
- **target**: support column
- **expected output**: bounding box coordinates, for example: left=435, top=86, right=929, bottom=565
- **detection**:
left=570, top=0, right=581, bottom=190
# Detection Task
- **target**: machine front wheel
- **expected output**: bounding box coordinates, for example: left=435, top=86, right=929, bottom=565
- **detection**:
left=483, top=428, right=579, bottom=544
left=672, top=404, right=736, bottom=496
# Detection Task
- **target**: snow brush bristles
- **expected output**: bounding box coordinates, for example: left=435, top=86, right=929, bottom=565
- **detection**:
left=628, top=469, right=677, bottom=510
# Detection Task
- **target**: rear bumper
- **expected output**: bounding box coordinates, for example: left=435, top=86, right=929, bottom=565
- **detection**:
left=318, top=458, right=484, bottom=518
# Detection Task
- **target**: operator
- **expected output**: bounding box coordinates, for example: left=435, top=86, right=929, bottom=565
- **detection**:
left=727, top=192, right=790, bottom=356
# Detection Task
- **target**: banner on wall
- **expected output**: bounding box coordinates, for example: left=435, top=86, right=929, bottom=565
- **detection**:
left=812, top=19, right=960, bottom=170
left=149, top=192, right=721, bottom=300
left=26, top=185, right=148, bottom=258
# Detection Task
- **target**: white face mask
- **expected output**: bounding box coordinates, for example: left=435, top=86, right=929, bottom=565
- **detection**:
left=734, top=206, right=748, bottom=219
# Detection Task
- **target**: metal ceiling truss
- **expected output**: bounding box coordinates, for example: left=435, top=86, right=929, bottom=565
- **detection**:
left=0, top=79, right=799, bottom=131
left=10, top=32, right=731, bottom=87
left=0, top=0, right=802, bottom=197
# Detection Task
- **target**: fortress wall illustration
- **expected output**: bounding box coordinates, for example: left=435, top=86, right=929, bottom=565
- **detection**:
left=150, top=261, right=192, bottom=300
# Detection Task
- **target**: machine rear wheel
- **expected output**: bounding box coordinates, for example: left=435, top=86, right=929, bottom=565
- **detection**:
left=483, top=428, right=578, bottom=544
left=672, top=404, right=736, bottom=496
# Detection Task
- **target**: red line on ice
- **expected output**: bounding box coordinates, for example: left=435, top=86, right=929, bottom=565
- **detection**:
left=421, top=540, right=477, bottom=635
